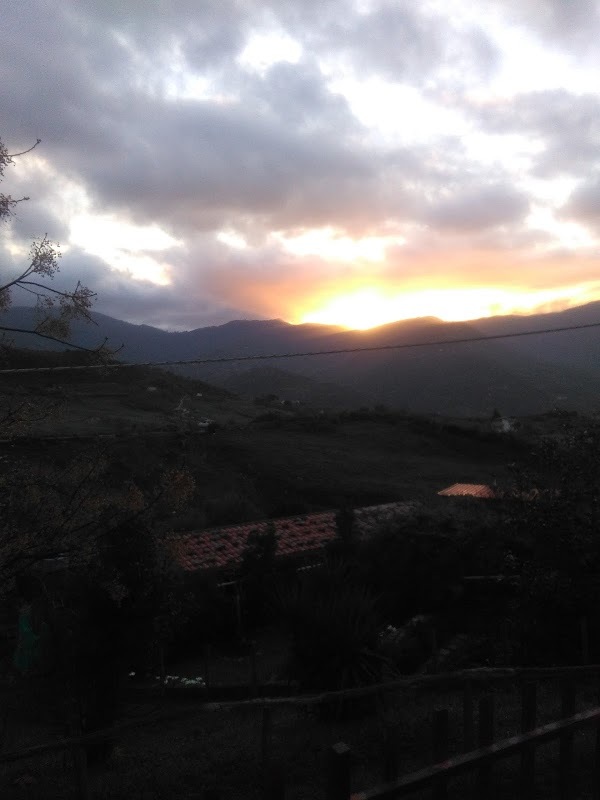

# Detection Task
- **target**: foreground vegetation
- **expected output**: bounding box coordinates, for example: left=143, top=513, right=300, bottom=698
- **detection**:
left=1, top=349, right=599, bottom=796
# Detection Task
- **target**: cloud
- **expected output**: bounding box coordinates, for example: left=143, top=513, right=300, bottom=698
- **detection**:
left=271, top=0, right=499, bottom=88
left=485, top=0, right=600, bottom=54
left=424, top=183, right=530, bottom=232
left=2, top=0, right=600, bottom=330
left=559, top=176, right=600, bottom=230
left=341, top=2, right=499, bottom=86
left=468, top=90, right=600, bottom=178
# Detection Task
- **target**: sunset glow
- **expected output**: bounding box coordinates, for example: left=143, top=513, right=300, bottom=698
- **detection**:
left=69, top=215, right=180, bottom=285
left=274, top=228, right=405, bottom=263
left=4, top=1, right=600, bottom=330
left=300, top=284, right=600, bottom=330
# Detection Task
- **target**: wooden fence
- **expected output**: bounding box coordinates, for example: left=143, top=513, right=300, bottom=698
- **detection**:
left=327, top=677, right=600, bottom=799
left=4, top=665, right=600, bottom=798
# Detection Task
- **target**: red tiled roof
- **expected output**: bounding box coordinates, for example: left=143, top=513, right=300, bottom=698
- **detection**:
left=437, top=483, right=496, bottom=498
left=171, top=502, right=416, bottom=573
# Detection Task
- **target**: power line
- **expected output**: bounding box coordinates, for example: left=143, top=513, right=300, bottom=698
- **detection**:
left=0, top=319, right=599, bottom=375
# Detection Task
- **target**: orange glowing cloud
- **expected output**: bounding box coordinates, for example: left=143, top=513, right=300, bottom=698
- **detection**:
left=298, top=284, right=600, bottom=329
left=203, top=228, right=600, bottom=331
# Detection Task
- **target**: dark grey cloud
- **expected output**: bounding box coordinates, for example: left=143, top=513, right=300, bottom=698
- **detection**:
left=70, top=0, right=252, bottom=68
left=1, top=161, right=71, bottom=244
left=560, top=175, right=600, bottom=230
left=486, top=0, right=600, bottom=54
left=1, top=2, right=411, bottom=237
left=270, top=0, right=499, bottom=87
left=244, top=60, right=358, bottom=134
left=340, top=3, right=499, bottom=86
left=73, top=89, right=385, bottom=234
left=12, top=245, right=259, bottom=331
left=466, top=90, right=600, bottom=178
left=424, top=183, right=530, bottom=232
left=1, top=0, right=579, bottom=330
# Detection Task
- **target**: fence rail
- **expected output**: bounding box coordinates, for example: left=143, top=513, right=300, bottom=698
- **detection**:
left=328, top=676, right=600, bottom=800
left=333, top=705, right=600, bottom=799
left=126, top=662, right=600, bottom=709
left=4, top=665, right=600, bottom=798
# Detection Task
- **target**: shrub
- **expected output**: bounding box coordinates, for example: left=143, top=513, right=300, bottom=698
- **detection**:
left=238, top=523, right=278, bottom=629
left=277, top=563, right=384, bottom=693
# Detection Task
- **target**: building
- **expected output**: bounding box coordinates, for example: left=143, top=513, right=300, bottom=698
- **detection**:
left=170, top=501, right=417, bottom=575
left=437, top=483, right=497, bottom=499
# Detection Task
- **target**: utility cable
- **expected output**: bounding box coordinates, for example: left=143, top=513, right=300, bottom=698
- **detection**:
left=0, top=319, right=598, bottom=374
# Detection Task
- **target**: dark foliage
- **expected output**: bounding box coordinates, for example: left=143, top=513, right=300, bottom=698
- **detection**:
left=276, top=562, right=385, bottom=693
left=352, top=515, right=466, bottom=625
left=167, top=571, right=237, bottom=659
left=238, top=523, right=278, bottom=629
left=505, top=422, right=600, bottom=664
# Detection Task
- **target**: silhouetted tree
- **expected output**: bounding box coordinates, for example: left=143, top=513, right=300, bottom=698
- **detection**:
left=0, top=136, right=112, bottom=351
left=239, top=523, right=278, bottom=628
left=506, top=422, right=600, bottom=664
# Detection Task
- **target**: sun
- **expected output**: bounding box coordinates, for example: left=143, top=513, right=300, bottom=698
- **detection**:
left=300, top=288, right=495, bottom=329
left=301, top=290, right=396, bottom=330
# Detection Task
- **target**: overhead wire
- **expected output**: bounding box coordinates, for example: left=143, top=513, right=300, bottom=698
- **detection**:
left=0, top=319, right=598, bottom=374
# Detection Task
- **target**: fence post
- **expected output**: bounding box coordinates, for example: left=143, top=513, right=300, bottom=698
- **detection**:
left=382, top=725, right=399, bottom=782
left=432, top=709, right=449, bottom=800
left=73, top=743, right=90, bottom=800
left=377, top=688, right=398, bottom=782
left=559, top=677, right=575, bottom=800
left=594, top=670, right=600, bottom=800
left=265, top=761, right=286, bottom=800
left=475, top=695, right=494, bottom=800
left=520, top=682, right=537, bottom=799
left=235, top=585, right=242, bottom=640
left=463, top=680, right=474, bottom=753
left=581, top=617, right=590, bottom=665
left=594, top=713, right=600, bottom=800
left=326, top=742, right=351, bottom=800
left=261, top=705, right=273, bottom=774
left=159, top=641, right=166, bottom=698
left=249, top=640, right=258, bottom=697
left=430, top=627, right=438, bottom=671
left=203, top=643, right=212, bottom=691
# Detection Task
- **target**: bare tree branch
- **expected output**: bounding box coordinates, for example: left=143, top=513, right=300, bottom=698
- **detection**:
left=0, top=325, right=110, bottom=353
left=7, top=139, right=41, bottom=158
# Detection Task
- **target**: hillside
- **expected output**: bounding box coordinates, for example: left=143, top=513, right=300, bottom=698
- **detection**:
left=218, top=365, right=368, bottom=408
left=0, top=347, right=544, bottom=526
left=2, top=302, right=600, bottom=415
left=0, top=348, right=255, bottom=439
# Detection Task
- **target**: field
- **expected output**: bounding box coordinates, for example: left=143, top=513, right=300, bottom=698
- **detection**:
left=0, top=353, right=542, bottom=530
left=4, top=408, right=529, bottom=528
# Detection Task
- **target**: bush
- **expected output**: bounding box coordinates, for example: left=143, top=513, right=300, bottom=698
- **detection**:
left=505, top=422, right=600, bottom=664
left=168, top=571, right=237, bottom=658
left=277, top=563, right=384, bottom=693
left=13, top=573, right=127, bottom=765
left=238, top=524, right=278, bottom=629
left=353, top=519, right=466, bottom=624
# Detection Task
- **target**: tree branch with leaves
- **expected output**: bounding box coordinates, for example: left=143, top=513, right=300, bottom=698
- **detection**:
left=0, top=136, right=114, bottom=354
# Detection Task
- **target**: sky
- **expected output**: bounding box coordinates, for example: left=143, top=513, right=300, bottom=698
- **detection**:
left=2, top=0, right=600, bottom=331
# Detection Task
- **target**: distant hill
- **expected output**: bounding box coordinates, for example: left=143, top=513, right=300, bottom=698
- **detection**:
left=2, top=302, right=600, bottom=416
left=0, top=346, right=254, bottom=438
left=473, top=302, right=600, bottom=375
left=219, top=365, right=369, bottom=409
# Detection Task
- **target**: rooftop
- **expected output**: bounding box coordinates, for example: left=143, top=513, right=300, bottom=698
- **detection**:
left=437, top=483, right=496, bottom=499
left=171, top=501, right=416, bottom=573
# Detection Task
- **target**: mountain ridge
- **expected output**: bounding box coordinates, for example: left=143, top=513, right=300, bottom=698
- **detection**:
left=2, top=302, right=599, bottom=415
